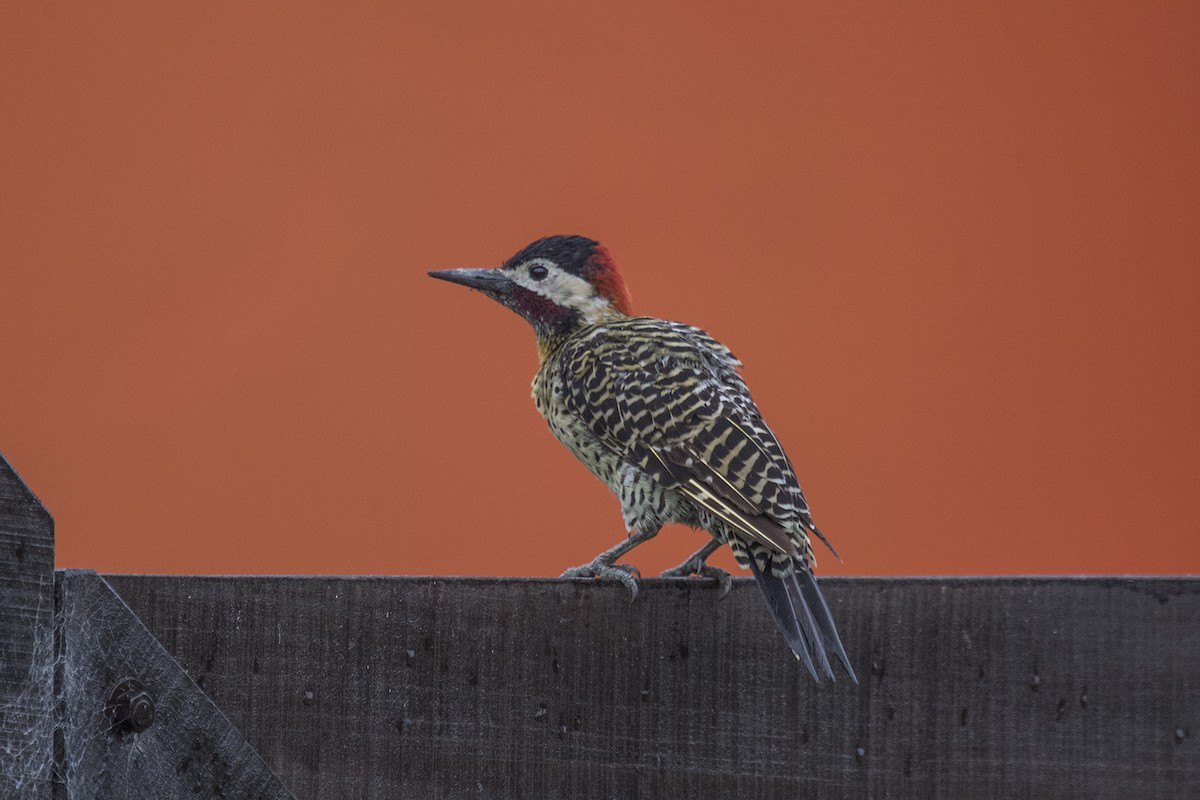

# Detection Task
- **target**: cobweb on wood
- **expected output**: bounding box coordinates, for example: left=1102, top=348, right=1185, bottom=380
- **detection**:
left=0, top=583, right=55, bottom=796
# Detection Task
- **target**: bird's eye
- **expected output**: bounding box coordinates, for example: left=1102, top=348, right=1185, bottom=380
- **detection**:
left=529, top=264, right=549, bottom=281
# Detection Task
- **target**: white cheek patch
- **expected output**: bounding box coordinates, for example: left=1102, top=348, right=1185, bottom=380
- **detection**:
left=510, top=259, right=613, bottom=319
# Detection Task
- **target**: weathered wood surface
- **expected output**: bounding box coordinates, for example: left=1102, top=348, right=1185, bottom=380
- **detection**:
left=106, top=574, right=1199, bottom=799
left=56, top=571, right=294, bottom=799
left=0, top=455, right=54, bottom=800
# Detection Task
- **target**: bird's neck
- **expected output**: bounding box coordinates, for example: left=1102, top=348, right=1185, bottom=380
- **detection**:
left=535, top=305, right=627, bottom=362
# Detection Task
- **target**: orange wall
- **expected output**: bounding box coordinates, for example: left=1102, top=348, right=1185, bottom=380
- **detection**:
left=2, top=2, right=1198, bottom=578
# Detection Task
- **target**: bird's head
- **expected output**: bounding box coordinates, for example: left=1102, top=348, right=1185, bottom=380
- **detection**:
left=429, top=235, right=633, bottom=343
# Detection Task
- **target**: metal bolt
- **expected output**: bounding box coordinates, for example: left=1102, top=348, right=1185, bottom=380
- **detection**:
left=106, top=678, right=155, bottom=734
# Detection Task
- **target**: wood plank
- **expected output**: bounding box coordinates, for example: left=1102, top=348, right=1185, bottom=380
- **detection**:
left=106, top=575, right=1200, bottom=799
left=0, top=454, right=54, bottom=799
left=56, top=571, right=295, bottom=798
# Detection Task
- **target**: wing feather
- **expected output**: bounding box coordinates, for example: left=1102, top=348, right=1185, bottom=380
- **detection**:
left=559, top=320, right=803, bottom=558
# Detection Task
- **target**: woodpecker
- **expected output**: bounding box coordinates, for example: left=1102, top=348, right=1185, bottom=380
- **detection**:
left=429, top=235, right=855, bottom=681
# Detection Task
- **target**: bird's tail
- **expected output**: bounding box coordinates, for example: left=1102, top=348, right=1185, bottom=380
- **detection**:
left=746, top=553, right=857, bottom=683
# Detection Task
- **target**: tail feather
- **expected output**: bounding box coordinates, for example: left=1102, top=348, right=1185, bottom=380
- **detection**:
left=747, top=555, right=857, bottom=683
left=748, top=556, right=820, bottom=680
left=784, top=573, right=834, bottom=680
left=794, top=567, right=857, bottom=683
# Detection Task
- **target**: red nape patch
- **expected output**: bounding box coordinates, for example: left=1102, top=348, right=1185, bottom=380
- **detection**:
left=587, top=246, right=633, bottom=315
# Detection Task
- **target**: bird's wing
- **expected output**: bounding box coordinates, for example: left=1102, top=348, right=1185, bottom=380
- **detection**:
left=559, top=321, right=808, bottom=559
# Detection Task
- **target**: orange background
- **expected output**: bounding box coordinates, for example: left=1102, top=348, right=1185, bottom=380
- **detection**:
left=2, top=2, right=1198, bottom=578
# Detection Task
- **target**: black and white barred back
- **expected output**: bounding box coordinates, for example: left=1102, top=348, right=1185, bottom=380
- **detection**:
left=534, top=316, right=854, bottom=680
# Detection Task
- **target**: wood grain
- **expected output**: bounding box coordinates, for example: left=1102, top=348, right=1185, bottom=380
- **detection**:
left=56, top=571, right=294, bottom=799
left=0, top=455, right=54, bottom=800
left=107, top=574, right=1199, bottom=799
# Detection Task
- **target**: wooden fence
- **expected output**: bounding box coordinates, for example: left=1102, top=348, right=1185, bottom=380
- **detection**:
left=2, top=454, right=1197, bottom=798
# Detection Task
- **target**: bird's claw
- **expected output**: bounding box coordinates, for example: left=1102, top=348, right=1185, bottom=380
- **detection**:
left=660, top=561, right=733, bottom=600
left=561, top=560, right=641, bottom=601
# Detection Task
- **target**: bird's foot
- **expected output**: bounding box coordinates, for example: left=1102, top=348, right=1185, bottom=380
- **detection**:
left=561, top=560, right=642, bottom=602
left=660, top=560, right=733, bottom=600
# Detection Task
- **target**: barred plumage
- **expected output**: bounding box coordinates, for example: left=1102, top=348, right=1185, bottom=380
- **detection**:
left=430, top=235, right=855, bottom=682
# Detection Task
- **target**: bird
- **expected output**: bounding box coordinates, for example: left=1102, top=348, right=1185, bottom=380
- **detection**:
left=429, top=235, right=855, bottom=681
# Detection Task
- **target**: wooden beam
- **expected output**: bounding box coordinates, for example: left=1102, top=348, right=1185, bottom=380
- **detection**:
left=107, top=574, right=1200, bottom=798
left=0, top=455, right=54, bottom=800
left=55, top=571, right=295, bottom=798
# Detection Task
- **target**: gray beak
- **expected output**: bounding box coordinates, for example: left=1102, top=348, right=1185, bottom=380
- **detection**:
left=428, top=268, right=513, bottom=294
